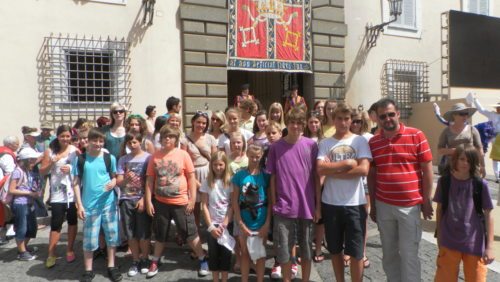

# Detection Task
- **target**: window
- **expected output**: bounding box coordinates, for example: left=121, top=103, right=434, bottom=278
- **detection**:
left=41, top=35, right=130, bottom=124
left=382, top=0, right=422, bottom=38
left=463, top=0, right=491, bottom=15
left=66, top=50, right=113, bottom=102
left=381, top=60, right=429, bottom=119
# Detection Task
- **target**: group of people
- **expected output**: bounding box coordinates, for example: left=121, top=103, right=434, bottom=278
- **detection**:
left=0, top=85, right=498, bottom=282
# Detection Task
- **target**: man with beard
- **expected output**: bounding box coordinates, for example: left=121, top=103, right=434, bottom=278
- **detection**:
left=367, top=98, right=434, bottom=282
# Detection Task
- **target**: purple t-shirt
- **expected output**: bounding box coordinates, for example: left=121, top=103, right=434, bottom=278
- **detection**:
left=266, top=136, right=318, bottom=219
left=11, top=167, right=39, bottom=205
left=433, top=175, right=493, bottom=256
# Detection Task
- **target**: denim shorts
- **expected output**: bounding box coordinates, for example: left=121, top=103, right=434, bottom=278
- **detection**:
left=12, top=203, right=37, bottom=241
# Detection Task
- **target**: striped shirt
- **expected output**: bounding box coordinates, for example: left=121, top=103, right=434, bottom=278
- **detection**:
left=369, top=124, right=432, bottom=206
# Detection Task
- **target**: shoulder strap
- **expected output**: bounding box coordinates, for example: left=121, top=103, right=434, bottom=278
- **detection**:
left=77, top=153, right=86, bottom=180
left=185, top=136, right=211, bottom=162
left=440, top=174, right=451, bottom=214
left=472, top=176, right=484, bottom=216
left=103, top=153, right=113, bottom=180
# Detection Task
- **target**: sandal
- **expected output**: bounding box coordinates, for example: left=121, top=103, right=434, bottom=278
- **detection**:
left=363, top=257, right=370, bottom=268
left=66, top=252, right=76, bottom=263
left=313, top=253, right=325, bottom=263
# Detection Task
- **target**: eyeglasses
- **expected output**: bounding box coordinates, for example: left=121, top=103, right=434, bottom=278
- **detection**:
left=378, top=112, right=397, bottom=120
left=352, top=119, right=363, bottom=124
left=112, top=109, right=125, bottom=115
left=211, top=117, right=220, bottom=122
left=457, top=112, right=469, bottom=116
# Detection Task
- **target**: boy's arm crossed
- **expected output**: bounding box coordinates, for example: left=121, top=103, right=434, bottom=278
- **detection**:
left=328, top=158, right=370, bottom=179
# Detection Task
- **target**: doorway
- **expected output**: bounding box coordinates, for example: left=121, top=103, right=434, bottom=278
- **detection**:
left=227, top=71, right=311, bottom=112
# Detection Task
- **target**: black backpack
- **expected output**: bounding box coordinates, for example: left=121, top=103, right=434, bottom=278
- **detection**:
left=439, top=174, right=487, bottom=246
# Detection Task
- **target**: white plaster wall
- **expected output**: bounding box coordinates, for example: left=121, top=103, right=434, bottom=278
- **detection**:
left=343, top=0, right=500, bottom=107
left=0, top=0, right=181, bottom=138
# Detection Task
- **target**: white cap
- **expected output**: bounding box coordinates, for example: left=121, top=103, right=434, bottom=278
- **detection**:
left=17, top=147, right=42, bottom=160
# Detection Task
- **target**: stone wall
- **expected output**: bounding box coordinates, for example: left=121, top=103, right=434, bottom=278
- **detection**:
left=179, top=0, right=346, bottom=120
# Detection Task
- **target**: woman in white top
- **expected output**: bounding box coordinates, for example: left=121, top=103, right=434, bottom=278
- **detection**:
left=40, top=125, right=79, bottom=268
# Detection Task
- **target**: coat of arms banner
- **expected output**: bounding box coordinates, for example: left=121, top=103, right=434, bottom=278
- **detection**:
left=227, top=0, right=312, bottom=73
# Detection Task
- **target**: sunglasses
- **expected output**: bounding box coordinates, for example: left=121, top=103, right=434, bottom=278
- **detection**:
left=378, top=112, right=397, bottom=120
left=211, top=117, right=221, bottom=122
left=195, top=111, right=208, bottom=118
left=112, top=109, right=126, bottom=115
left=352, top=119, right=363, bottom=124
left=457, top=112, right=469, bottom=116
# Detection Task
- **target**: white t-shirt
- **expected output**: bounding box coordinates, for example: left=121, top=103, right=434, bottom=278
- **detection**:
left=50, top=146, right=78, bottom=203
left=199, top=179, right=233, bottom=225
left=217, top=129, right=254, bottom=156
left=318, top=134, right=372, bottom=206
left=0, top=153, right=16, bottom=180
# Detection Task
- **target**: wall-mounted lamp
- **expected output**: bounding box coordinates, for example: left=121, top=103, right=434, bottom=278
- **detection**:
left=142, top=0, right=156, bottom=25
left=365, top=0, right=402, bottom=48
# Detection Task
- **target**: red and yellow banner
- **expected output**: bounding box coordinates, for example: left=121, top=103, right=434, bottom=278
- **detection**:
left=227, top=0, right=312, bottom=73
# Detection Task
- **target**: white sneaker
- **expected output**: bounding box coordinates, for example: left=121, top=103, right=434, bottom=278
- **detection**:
left=291, top=263, right=299, bottom=279
left=271, top=262, right=282, bottom=279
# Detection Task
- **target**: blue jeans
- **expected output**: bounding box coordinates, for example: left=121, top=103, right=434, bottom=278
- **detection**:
left=12, top=203, right=37, bottom=241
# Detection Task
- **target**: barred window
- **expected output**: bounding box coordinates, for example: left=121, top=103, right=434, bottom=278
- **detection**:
left=41, top=35, right=130, bottom=125
left=381, top=60, right=429, bottom=119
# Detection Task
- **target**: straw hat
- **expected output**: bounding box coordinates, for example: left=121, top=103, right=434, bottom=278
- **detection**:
left=443, top=103, right=477, bottom=121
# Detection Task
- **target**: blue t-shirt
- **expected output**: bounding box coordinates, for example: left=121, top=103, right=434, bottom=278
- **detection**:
left=72, top=152, right=117, bottom=211
left=231, top=169, right=269, bottom=231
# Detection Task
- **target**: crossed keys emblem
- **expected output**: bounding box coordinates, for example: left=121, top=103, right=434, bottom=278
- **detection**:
left=239, top=0, right=300, bottom=49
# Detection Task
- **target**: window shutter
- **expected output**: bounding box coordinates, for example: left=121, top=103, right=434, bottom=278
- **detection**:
left=395, top=0, right=416, bottom=28
left=467, top=0, right=489, bottom=15
left=479, top=0, right=489, bottom=15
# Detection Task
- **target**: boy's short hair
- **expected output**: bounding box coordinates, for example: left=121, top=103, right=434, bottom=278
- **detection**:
left=166, top=96, right=180, bottom=111
left=88, top=128, right=105, bottom=140
left=376, top=97, right=399, bottom=111
left=333, top=102, right=353, bottom=118
left=159, top=125, right=180, bottom=145
left=266, top=120, right=283, bottom=132
left=239, top=99, right=257, bottom=115
left=285, top=107, right=306, bottom=126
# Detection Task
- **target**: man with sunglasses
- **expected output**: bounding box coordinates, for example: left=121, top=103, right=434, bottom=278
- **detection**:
left=367, top=98, right=434, bottom=282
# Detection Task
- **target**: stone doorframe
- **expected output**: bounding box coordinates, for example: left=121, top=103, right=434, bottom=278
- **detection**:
left=179, top=0, right=346, bottom=121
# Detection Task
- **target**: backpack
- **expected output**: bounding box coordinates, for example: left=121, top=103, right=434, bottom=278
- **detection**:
left=76, top=153, right=113, bottom=189
left=439, top=174, right=488, bottom=246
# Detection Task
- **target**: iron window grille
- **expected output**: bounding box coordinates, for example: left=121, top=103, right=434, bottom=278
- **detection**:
left=41, top=34, right=130, bottom=125
left=381, top=59, right=429, bottom=119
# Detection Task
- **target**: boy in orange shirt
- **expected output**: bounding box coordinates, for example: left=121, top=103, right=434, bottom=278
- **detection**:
left=144, top=125, right=208, bottom=278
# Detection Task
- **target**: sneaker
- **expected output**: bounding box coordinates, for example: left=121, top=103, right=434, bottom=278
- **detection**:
left=80, top=271, right=95, bottom=282
left=127, top=261, right=139, bottom=277
left=107, top=266, right=123, bottom=282
left=198, top=257, right=209, bottom=276
left=270, top=262, right=282, bottom=279
left=45, top=256, right=57, bottom=268
left=147, top=260, right=160, bottom=278
left=18, top=251, right=37, bottom=261
left=291, top=263, right=299, bottom=279
left=139, top=258, right=151, bottom=274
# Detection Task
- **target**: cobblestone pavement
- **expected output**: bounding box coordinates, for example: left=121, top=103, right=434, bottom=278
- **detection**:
left=1, top=175, right=499, bottom=281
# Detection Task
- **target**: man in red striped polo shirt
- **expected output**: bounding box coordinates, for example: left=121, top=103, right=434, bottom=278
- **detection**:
left=368, top=98, right=434, bottom=282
